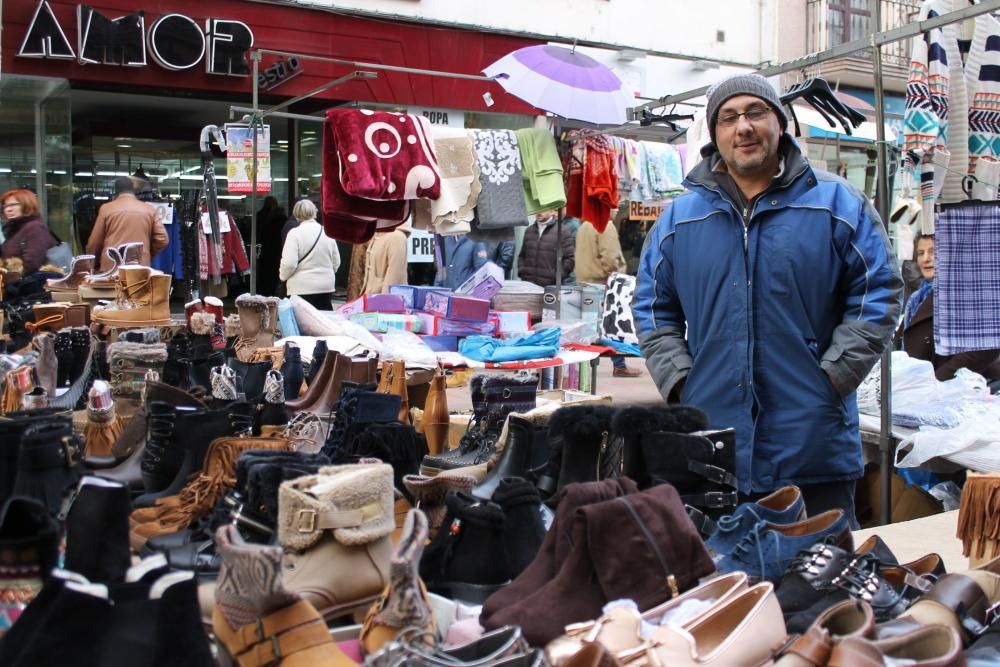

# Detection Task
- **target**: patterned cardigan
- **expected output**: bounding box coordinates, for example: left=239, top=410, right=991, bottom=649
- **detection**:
left=903, top=0, right=1000, bottom=232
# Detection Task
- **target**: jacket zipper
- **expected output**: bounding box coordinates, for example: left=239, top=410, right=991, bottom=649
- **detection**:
left=616, top=497, right=679, bottom=598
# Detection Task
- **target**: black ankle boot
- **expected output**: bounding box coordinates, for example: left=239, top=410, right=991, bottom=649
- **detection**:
left=419, top=492, right=511, bottom=604
left=186, top=351, right=224, bottom=392
left=133, top=402, right=255, bottom=508
left=224, top=358, right=271, bottom=404
left=281, top=343, right=303, bottom=401
left=0, top=496, right=59, bottom=632
left=54, top=331, right=73, bottom=388
left=473, top=415, right=546, bottom=501
left=614, top=404, right=713, bottom=488
left=323, top=388, right=401, bottom=456
left=12, top=420, right=82, bottom=514
left=631, top=427, right=739, bottom=522
left=538, top=405, right=621, bottom=507
left=1, top=574, right=112, bottom=667
left=140, top=402, right=179, bottom=494
left=64, top=476, right=131, bottom=584
left=491, top=477, right=544, bottom=578
left=307, top=339, right=327, bottom=386
left=342, top=421, right=427, bottom=494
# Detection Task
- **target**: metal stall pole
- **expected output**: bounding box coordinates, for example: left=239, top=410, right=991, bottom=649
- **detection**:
left=871, top=0, right=894, bottom=527
left=250, top=51, right=262, bottom=295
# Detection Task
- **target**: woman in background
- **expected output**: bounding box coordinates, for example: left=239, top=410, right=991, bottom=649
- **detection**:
left=279, top=199, right=340, bottom=310
left=1, top=189, right=52, bottom=275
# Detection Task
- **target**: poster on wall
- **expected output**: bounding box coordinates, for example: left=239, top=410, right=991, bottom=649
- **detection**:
left=225, top=123, right=271, bottom=193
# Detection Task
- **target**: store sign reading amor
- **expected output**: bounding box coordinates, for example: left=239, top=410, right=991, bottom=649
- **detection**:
left=17, top=1, right=254, bottom=76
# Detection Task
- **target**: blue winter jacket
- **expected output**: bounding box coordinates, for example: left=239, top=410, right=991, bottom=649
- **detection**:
left=634, top=137, right=902, bottom=493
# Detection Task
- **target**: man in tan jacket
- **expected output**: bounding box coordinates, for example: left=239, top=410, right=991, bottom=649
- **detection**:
left=576, top=219, right=642, bottom=377
left=87, top=176, right=169, bottom=270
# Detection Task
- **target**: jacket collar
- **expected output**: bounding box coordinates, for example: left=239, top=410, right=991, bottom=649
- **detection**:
left=685, top=134, right=813, bottom=209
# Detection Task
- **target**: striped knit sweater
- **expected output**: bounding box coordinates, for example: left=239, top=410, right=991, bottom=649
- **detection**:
left=904, top=0, right=1000, bottom=232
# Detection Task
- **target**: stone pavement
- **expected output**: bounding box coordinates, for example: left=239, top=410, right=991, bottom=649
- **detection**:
left=444, top=355, right=664, bottom=412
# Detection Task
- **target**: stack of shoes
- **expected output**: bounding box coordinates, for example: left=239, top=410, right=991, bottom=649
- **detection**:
left=143, top=450, right=331, bottom=580
left=479, top=479, right=715, bottom=646
left=714, top=509, right=854, bottom=583
left=419, top=477, right=546, bottom=605
left=129, top=435, right=292, bottom=550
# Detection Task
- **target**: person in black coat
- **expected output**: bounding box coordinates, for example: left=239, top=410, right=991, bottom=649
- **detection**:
left=255, top=196, right=287, bottom=297
left=517, top=209, right=575, bottom=287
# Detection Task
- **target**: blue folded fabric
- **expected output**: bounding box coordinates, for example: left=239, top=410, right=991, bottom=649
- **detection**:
left=460, top=327, right=560, bottom=362
left=599, top=337, right=641, bottom=356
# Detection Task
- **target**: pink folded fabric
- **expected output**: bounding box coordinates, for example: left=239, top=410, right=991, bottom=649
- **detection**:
left=327, top=108, right=442, bottom=201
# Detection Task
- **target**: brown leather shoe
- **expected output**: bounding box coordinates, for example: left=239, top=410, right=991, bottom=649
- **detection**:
left=612, top=366, right=642, bottom=378
left=773, top=599, right=874, bottom=667
left=828, top=625, right=963, bottom=666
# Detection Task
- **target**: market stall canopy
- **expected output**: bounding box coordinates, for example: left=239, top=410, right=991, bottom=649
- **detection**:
left=483, top=45, right=636, bottom=125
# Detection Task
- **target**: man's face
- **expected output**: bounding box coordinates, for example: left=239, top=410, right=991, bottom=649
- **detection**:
left=715, top=94, right=783, bottom=179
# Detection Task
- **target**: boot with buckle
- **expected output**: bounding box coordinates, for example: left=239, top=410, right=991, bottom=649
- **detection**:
left=107, top=341, right=168, bottom=401
left=212, top=524, right=356, bottom=666
left=276, top=463, right=394, bottom=621
left=11, top=419, right=82, bottom=514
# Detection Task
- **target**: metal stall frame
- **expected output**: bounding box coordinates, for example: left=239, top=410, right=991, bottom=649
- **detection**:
left=230, top=48, right=497, bottom=296
left=626, top=0, right=1000, bottom=526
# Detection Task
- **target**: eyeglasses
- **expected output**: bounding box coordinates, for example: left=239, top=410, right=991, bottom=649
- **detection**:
left=2, top=202, right=20, bottom=209
left=717, top=106, right=773, bottom=127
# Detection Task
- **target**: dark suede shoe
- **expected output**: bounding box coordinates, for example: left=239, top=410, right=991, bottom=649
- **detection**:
left=716, top=510, right=853, bottom=583
left=706, top=486, right=806, bottom=559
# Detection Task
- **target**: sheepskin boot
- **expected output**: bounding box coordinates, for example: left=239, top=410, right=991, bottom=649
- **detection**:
left=213, top=525, right=355, bottom=667
left=93, top=267, right=171, bottom=327
left=538, top=405, right=623, bottom=507
left=233, top=294, right=280, bottom=362
left=107, top=341, right=168, bottom=401
left=277, top=463, right=394, bottom=621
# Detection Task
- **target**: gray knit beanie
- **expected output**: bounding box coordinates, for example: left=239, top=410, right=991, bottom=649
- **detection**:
left=706, top=73, right=787, bottom=142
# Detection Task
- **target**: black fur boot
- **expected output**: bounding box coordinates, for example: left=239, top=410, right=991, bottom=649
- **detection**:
left=538, top=404, right=622, bottom=507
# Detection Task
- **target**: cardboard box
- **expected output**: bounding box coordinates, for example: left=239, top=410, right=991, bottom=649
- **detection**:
left=414, top=311, right=498, bottom=336
left=336, top=293, right=406, bottom=315
left=423, top=291, right=491, bottom=322
left=349, top=312, right=421, bottom=333
left=388, top=285, right=444, bottom=311
left=542, top=284, right=604, bottom=322
left=455, top=262, right=505, bottom=300
left=421, top=335, right=459, bottom=352
left=489, top=310, right=532, bottom=334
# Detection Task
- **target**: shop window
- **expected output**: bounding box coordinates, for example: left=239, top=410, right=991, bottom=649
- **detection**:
left=828, top=0, right=871, bottom=46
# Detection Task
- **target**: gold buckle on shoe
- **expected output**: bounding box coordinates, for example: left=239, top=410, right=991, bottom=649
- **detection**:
left=296, top=509, right=317, bottom=533
left=61, top=436, right=80, bottom=466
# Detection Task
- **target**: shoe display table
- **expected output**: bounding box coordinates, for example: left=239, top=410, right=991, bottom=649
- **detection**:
left=853, top=509, right=965, bottom=571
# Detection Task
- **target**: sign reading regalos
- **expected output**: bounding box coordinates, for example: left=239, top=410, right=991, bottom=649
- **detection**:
left=17, top=1, right=254, bottom=76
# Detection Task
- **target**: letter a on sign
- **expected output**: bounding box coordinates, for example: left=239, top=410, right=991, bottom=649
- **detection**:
left=19, top=0, right=75, bottom=59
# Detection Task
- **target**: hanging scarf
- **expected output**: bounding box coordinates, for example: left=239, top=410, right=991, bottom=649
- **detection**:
left=903, top=279, right=933, bottom=330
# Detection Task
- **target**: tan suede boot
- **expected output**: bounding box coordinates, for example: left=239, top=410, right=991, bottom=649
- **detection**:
left=94, top=268, right=171, bottom=327
left=277, top=463, right=394, bottom=621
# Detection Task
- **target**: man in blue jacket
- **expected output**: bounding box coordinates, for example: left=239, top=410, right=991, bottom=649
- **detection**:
left=634, top=74, right=902, bottom=525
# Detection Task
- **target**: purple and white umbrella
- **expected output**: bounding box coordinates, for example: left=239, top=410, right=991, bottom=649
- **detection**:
left=483, top=45, right=635, bottom=125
